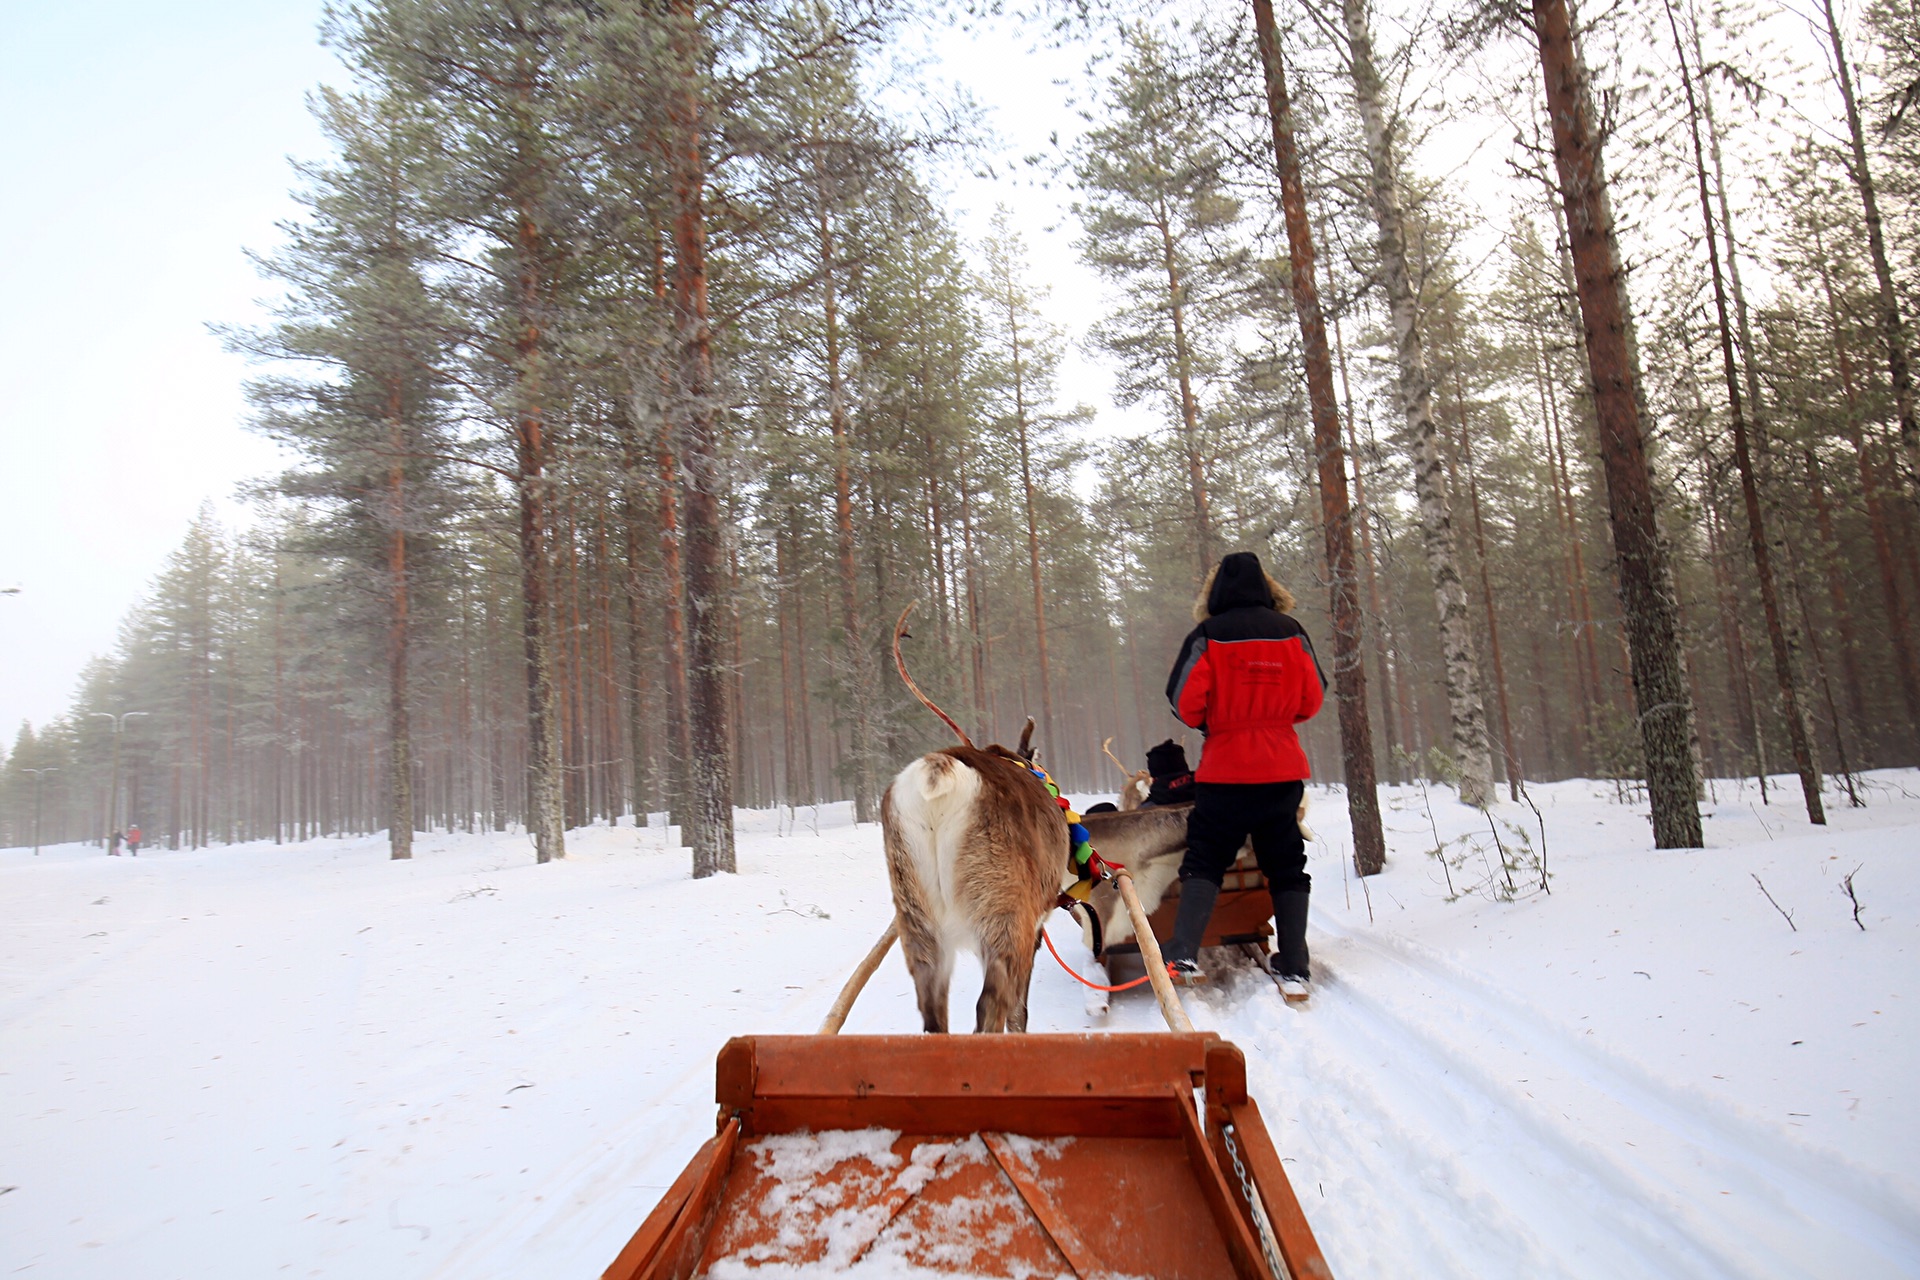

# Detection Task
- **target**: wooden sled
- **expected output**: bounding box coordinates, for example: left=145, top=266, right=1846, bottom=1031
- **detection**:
left=1104, top=843, right=1275, bottom=960
left=601, top=1031, right=1332, bottom=1280
left=1081, top=805, right=1276, bottom=978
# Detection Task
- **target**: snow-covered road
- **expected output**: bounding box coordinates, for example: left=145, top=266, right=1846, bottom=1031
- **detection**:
left=3, top=775, right=1917, bottom=1278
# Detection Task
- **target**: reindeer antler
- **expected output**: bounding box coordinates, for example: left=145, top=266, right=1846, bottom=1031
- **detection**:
left=1101, top=736, right=1134, bottom=781
left=893, top=601, right=975, bottom=748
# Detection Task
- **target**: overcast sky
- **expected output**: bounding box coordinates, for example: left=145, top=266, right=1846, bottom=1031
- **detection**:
left=0, top=2, right=1144, bottom=741
left=1, top=2, right=334, bottom=737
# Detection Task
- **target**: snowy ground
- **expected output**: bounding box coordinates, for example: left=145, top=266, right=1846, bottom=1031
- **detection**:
left=2, top=772, right=1917, bottom=1279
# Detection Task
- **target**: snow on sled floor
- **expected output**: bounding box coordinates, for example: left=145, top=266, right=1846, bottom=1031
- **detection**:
left=2, top=775, right=1918, bottom=1279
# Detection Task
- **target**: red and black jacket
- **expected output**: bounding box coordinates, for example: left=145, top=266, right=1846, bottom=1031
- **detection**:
left=1165, top=578, right=1327, bottom=784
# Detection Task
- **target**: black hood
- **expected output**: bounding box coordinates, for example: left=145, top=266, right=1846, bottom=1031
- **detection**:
left=1146, top=739, right=1191, bottom=779
left=1206, top=552, right=1275, bottom=615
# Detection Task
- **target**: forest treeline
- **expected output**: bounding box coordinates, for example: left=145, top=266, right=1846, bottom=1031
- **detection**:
left=6, top=0, right=1919, bottom=869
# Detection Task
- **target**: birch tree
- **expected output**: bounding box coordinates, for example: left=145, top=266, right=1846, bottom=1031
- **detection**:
left=1336, top=0, right=1496, bottom=808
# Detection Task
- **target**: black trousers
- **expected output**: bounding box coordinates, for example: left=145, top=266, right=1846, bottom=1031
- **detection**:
left=1180, top=780, right=1310, bottom=894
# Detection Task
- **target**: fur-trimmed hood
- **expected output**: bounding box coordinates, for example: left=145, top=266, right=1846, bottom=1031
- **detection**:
left=1192, top=552, right=1296, bottom=623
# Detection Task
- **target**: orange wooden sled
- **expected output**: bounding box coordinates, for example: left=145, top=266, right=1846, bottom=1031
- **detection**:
left=601, top=1031, right=1332, bottom=1279
left=602, top=862, right=1335, bottom=1280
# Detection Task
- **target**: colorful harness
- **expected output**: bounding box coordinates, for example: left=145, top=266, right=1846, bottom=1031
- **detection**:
left=1016, top=758, right=1123, bottom=901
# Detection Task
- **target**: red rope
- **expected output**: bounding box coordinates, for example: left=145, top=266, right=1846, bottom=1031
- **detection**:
left=1041, top=925, right=1164, bottom=993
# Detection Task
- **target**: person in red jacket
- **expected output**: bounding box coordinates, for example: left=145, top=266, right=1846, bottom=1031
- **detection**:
left=1163, top=551, right=1326, bottom=995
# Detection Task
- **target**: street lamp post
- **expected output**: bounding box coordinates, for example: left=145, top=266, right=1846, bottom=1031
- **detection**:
left=91, top=711, right=148, bottom=849
left=21, top=767, right=58, bottom=855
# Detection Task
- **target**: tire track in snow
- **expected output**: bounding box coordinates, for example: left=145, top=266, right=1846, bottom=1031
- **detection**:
left=1191, top=913, right=1920, bottom=1279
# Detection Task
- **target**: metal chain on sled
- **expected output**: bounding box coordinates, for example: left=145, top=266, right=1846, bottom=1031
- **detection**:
left=1224, top=1123, right=1291, bottom=1280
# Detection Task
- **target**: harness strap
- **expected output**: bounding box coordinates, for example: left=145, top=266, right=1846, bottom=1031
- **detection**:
left=1040, top=923, right=1161, bottom=993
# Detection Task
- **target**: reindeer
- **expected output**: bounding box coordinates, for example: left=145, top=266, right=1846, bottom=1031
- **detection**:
left=883, top=605, right=1069, bottom=1033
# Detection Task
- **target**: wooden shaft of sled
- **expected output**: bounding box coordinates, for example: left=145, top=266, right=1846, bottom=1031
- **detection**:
left=1115, top=871, right=1194, bottom=1033
left=819, top=919, right=898, bottom=1034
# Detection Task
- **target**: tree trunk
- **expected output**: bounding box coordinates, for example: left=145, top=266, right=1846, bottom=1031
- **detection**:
left=1532, top=0, right=1702, bottom=847
left=820, top=203, right=878, bottom=823
left=620, top=463, right=652, bottom=826
left=1341, top=0, right=1494, bottom=807
left=1811, top=218, right=1920, bottom=741
left=1331, top=256, right=1401, bottom=781
left=1543, top=199, right=1612, bottom=762
left=1158, top=217, right=1215, bottom=572
left=1800, top=447, right=1871, bottom=740
left=1535, top=331, right=1597, bottom=766
left=655, top=398, right=696, bottom=835
left=641, top=231, right=698, bottom=849
left=512, top=225, right=565, bottom=864
left=1008, top=304, right=1056, bottom=759
left=272, top=557, right=284, bottom=844
left=1666, top=0, right=1824, bottom=823
left=1450, top=394, right=1522, bottom=799
left=776, top=525, right=803, bottom=805
left=958, top=443, right=990, bottom=727
left=792, top=545, right=820, bottom=801
left=1820, top=0, right=1920, bottom=494
left=669, top=4, right=736, bottom=875
left=385, top=383, right=413, bottom=860
left=1251, top=0, right=1387, bottom=875
left=1700, top=422, right=1767, bottom=786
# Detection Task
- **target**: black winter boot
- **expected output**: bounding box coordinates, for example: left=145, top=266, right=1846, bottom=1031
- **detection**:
left=1163, top=876, right=1221, bottom=966
left=1270, top=889, right=1311, bottom=980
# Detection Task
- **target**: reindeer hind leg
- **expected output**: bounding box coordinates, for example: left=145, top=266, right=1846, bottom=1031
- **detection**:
left=896, top=917, right=952, bottom=1034
left=975, top=919, right=1041, bottom=1034
left=887, top=820, right=955, bottom=1034
left=914, top=952, right=954, bottom=1034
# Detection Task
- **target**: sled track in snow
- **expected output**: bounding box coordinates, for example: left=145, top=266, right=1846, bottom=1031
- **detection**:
left=0, top=857, right=180, bottom=1036
left=422, top=961, right=857, bottom=1279
left=432, top=903, right=1920, bottom=1280
left=1203, top=910, right=1920, bottom=1280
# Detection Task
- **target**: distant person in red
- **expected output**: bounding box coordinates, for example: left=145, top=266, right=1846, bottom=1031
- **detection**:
left=108, top=830, right=124, bottom=856
left=126, top=823, right=143, bottom=856
left=1162, top=552, right=1326, bottom=997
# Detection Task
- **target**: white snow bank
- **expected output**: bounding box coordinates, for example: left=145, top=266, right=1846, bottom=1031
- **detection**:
left=1, top=772, right=1915, bottom=1278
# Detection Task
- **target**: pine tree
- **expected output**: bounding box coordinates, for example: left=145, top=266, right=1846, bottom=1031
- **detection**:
left=1529, top=0, right=1702, bottom=847
left=1251, top=0, right=1389, bottom=874
left=1664, top=0, right=1824, bottom=824
left=979, top=208, right=1090, bottom=766
left=238, top=88, right=461, bottom=860
left=1076, top=26, right=1245, bottom=576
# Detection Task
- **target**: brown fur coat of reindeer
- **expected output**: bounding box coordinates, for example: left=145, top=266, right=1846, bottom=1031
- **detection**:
left=881, top=605, right=1069, bottom=1033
